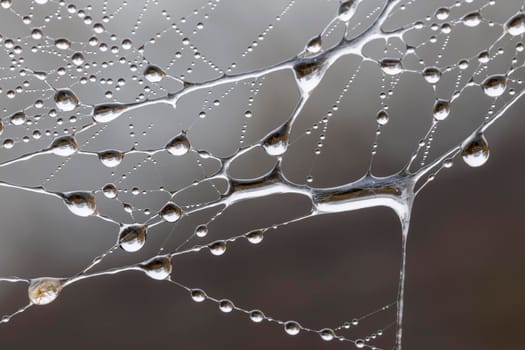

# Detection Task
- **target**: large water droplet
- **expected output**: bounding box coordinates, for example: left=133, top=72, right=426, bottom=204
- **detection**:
left=166, top=133, right=190, bottom=156
left=191, top=289, right=206, bottom=302
left=140, top=256, right=172, bottom=280
left=433, top=99, right=450, bottom=121
left=160, top=202, right=182, bottom=222
left=338, top=0, right=357, bottom=21
left=262, top=124, right=289, bottom=156
left=62, top=192, right=96, bottom=217
left=71, top=52, right=84, bottom=65
left=461, top=133, right=490, bottom=167
left=119, top=224, right=147, bottom=252
left=249, top=310, right=264, bottom=323
left=93, top=104, right=127, bottom=123
left=10, top=112, right=26, bottom=126
left=103, top=183, right=118, bottom=198
left=245, top=230, right=264, bottom=244
left=54, top=90, right=78, bottom=112
left=481, top=75, right=506, bottom=97
left=50, top=135, right=78, bottom=156
left=320, top=328, right=335, bottom=341
left=293, top=56, right=328, bottom=96
left=98, top=150, right=124, bottom=167
left=305, top=35, right=322, bottom=54
left=54, top=38, right=71, bottom=50
left=505, top=13, right=525, bottom=36
left=28, top=278, right=63, bottom=305
left=284, top=321, right=301, bottom=335
left=144, top=65, right=165, bottom=83
left=462, top=12, right=481, bottom=27
left=422, top=66, right=441, bottom=84
left=380, top=58, right=403, bottom=75
left=209, top=240, right=227, bottom=256
left=219, top=299, right=234, bottom=313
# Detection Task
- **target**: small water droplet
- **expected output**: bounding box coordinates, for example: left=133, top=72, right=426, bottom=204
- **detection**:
left=433, top=99, right=450, bottom=121
left=380, top=58, right=403, bottom=75
left=461, top=133, right=489, bottom=167
left=462, top=12, right=481, bottom=27
left=28, top=278, right=63, bottom=305
left=144, top=65, right=165, bottom=83
left=102, top=183, right=117, bottom=198
left=481, top=75, right=506, bottom=97
left=245, top=230, right=264, bottom=244
left=305, top=35, right=322, bottom=54
left=249, top=310, right=264, bottom=323
left=209, top=240, right=226, bottom=256
left=263, top=124, right=289, bottom=156
left=191, top=289, right=206, bottom=302
left=293, top=56, right=328, bottom=96
left=62, top=192, right=96, bottom=217
left=160, top=202, right=182, bottom=222
left=98, top=150, right=124, bottom=167
left=320, top=328, right=335, bottom=341
left=119, top=224, right=147, bottom=252
left=10, top=112, right=26, bottom=126
left=166, top=133, right=190, bottom=156
left=376, top=110, right=389, bottom=125
left=355, top=339, right=365, bottom=348
left=71, top=52, right=85, bottom=65
left=195, top=224, right=208, bottom=238
left=50, top=135, right=77, bottom=156
left=338, top=0, right=357, bottom=21
left=140, top=256, right=172, bottom=280
left=219, top=299, right=234, bottom=313
left=54, top=38, right=71, bottom=50
left=93, top=104, right=127, bottom=123
left=284, top=321, right=301, bottom=335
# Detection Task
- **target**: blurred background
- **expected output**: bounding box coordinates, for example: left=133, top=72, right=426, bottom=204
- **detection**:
left=0, top=0, right=523, bottom=349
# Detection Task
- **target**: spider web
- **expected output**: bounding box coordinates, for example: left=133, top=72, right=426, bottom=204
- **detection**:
left=0, top=0, right=524, bottom=349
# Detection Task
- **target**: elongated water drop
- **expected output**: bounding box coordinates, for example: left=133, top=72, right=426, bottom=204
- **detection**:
left=144, top=65, right=165, bottom=83
left=262, top=124, right=289, bottom=156
left=119, top=224, right=147, bottom=252
left=195, top=224, right=208, bottom=237
left=98, top=150, right=124, bottom=167
left=54, top=90, right=78, bottom=112
left=28, top=278, right=63, bottom=305
left=481, top=75, right=506, bottom=97
left=462, top=12, right=481, bottom=27
left=93, top=103, right=127, bottom=123
left=293, top=56, right=328, bottom=96
left=433, top=99, right=450, bottom=121
left=462, top=133, right=489, bottom=167
left=245, top=230, right=264, bottom=244
left=338, top=0, right=357, bottom=21
left=140, top=256, right=172, bottom=280
left=380, top=58, right=403, bottom=75
left=305, top=35, right=322, bottom=54
left=284, top=321, right=301, bottom=335
left=505, top=13, right=525, bottom=36
left=62, top=192, right=96, bottom=217
left=50, top=135, right=77, bottom=156
left=160, top=202, right=182, bottom=222
left=71, top=52, right=84, bottom=65
left=166, top=133, right=190, bottom=156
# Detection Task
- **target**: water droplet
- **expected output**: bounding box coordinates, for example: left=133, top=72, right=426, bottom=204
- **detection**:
left=249, top=310, right=264, bottom=323
left=263, top=124, right=289, bottom=156
left=103, top=183, right=118, bottom=198
left=481, top=75, right=506, bottom=97
left=351, top=318, right=359, bottom=326
left=140, top=256, right=172, bottom=280
left=54, top=90, right=78, bottom=112
left=435, top=8, right=449, bottom=20
left=98, top=150, right=124, bottom=167
left=195, top=224, right=208, bottom=237
left=10, top=112, right=26, bottom=126
left=433, top=99, right=450, bottom=121
left=219, top=299, right=234, bottom=313
left=28, top=278, right=63, bottom=305
left=380, top=58, right=403, bottom=75
left=462, top=12, right=481, bottom=27
left=209, top=240, right=226, bottom=256
left=191, top=289, right=206, bottom=302
left=160, top=202, right=182, bottom=222
left=54, top=38, right=71, bottom=50
left=62, top=192, right=96, bottom=217
left=93, top=104, right=127, bottom=123
left=144, top=65, right=165, bottom=83
left=338, top=0, right=357, bottom=21
left=245, top=230, right=264, bottom=244
left=119, top=224, right=147, bottom=252
left=506, top=13, right=525, bottom=36
left=355, top=339, right=365, bottom=348
left=305, top=35, right=322, bottom=54
left=71, top=52, right=85, bottom=65
left=376, top=110, right=389, bottom=125
left=293, top=56, right=328, bottom=96
left=320, top=328, right=335, bottom=341
left=50, top=135, right=78, bottom=156
left=422, top=66, right=441, bottom=84
left=284, top=321, right=301, bottom=335
left=166, top=133, right=190, bottom=156
left=0, top=0, right=12, bottom=9
left=461, top=133, right=489, bottom=167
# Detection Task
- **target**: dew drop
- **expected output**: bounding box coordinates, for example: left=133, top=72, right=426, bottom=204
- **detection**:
left=284, top=321, right=301, bottom=335
left=160, top=202, right=182, bottom=222
left=102, top=183, right=118, bottom=198
left=462, top=12, right=482, bottom=27
left=422, top=66, right=441, bottom=84
left=506, top=13, right=525, bottom=36
left=54, top=90, right=78, bottom=112
left=461, top=133, right=489, bottom=167
left=245, top=230, right=264, bottom=244
left=209, top=240, right=227, bottom=256
left=320, top=328, right=335, bottom=341
left=54, top=38, right=71, bottom=50
left=338, top=0, right=357, bottom=21
left=219, top=299, right=234, bottom=313
left=71, top=52, right=85, bottom=65
left=249, top=310, right=264, bottom=323
left=140, top=256, right=172, bottom=280
left=50, top=135, right=78, bottom=156
left=263, top=124, right=289, bottom=156
left=62, top=191, right=96, bottom=217
left=195, top=224, right=208, bottom=238
left=376, top=110, right=389, bottom=125
left=166, top=133, right=190, bottom=156
left=28, top=278, right=63, bottom=305
left=481, top=75, right=506, bottom=97
left=93, top=103, right=127, bottom=123
left=380, top=58, right=403, bottom=75
left=144, top=65, right=165, bottom=83
left=119, top=224, right=147, bottom=252
left=98, top=150, right=124, bottom=167
left=10, top=112, right=26, bottom=126
left=305, top=35, right=322, bottom=54
left=293, top=56, right=328, bottom=96
left=355, top=339, right=365, bottom=348
left=191, top=289, right=206, bottom=302
left=433, top=99, right=450, bottom=121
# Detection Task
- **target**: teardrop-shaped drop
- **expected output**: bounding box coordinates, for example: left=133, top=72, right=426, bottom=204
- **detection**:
left=338, top=0, right=357, bottom=21
left=28, top=278, right=63, bottom=305
left=305, top=35, right=322, bottom=54
left=54, top=90, right=78, bottom=112
left=50, top=135, right=78, bottom=156
left=481, top=75, right=506, bottom=97
left=505, top=13, right=525, bottom=36
left=166, top=133, right=190, bottom=156
left=119, top=224, right=147, bottom=252
left=140, top=255, right=172, bottom=280
left=195, top=224, right=208, bottom=237
left=461, top=133, right=490, bottom=167
left=62, top=191, right=96, bottom=217
left=262, top=124, right=289, bottom=156
left=293, top=56, right=328, bottom=97
left=93, top=103, right=127, bottom=123
left=160, top=202, right=183, bottom=222
left=54, top=38, right=71, bottom=50
left=380, top=58, right=403, bottom=75
left=209, top=240, right=227, bottom=256
left=462, top=12, right=481, bottom=27
left=433, top=99, right=450, bottom=121
left=191, top=289, right=206, bottom=302
left=98, top=150, right=124, bottom=167
left=245, top=230, right=264, bottom=244
left=144, top=65, right=166, bottom=83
